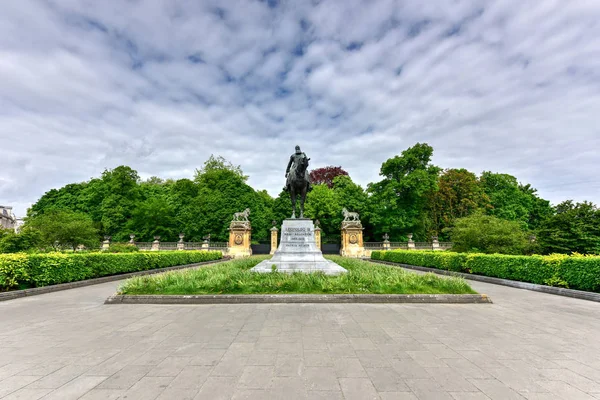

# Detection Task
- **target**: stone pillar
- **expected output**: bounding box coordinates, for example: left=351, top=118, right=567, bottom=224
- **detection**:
left=314, top=227, right=322, bottom=251
left=383, top=233, right=390, bottom=250
left=228, top=221, right=252, bottom=258
left=129, top=234, right=135, bottom=244
left=340, top=221, right=365, bottom=258
left=407, top=233, right=415, bottom=250
left=432, top=236, right=440, bottom=251
left=314, top=220, right=322, bottom=250
left=151, top=236, right=160, bottom=251
left=102, top=236, right=111, bottom=251
left=178, top=233, right=185, bottom=250
left=270, top=225, right=279, bottom=255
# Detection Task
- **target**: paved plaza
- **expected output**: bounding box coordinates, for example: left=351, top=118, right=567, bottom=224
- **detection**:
left=1, top=274, right=600, bottom=400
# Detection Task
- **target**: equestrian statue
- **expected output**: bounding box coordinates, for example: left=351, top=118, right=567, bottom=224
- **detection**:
left=284, top=145, right=312, bottom=218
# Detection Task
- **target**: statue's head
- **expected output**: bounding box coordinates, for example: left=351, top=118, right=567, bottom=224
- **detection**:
left=295, top=145, right=301, bottom=154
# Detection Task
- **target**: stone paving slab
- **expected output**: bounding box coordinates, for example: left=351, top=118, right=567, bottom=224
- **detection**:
left=1, top=270, right=600, bottom=399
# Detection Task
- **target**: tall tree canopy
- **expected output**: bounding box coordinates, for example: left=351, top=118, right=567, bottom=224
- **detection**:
left=427, top=169, right=491, bottom=239
left=537, top=200, right=600, bottom=254
left=479, top=172, right=551, bottom=230
left=368, top=143, right=441, bottom=240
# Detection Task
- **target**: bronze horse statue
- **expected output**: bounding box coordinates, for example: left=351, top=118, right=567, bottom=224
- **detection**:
left=287, top=155, right=310, bottom=219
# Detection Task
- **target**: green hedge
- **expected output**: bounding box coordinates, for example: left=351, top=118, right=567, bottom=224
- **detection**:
left=0, top=251, right=222, bottom=291
left=371, top=250, right=600, bottom=293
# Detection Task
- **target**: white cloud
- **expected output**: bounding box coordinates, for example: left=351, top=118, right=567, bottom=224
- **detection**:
left=2, top=0, right=600, bottom=217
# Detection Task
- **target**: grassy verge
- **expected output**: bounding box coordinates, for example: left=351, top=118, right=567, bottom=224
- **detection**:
left=117, top=255, right=476, bottom=295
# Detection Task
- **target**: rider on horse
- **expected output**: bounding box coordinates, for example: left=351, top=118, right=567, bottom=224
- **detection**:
left=284, top=145, right=313, bottom=192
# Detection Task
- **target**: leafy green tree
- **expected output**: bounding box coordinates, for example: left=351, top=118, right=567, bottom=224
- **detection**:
left=25, top=210, right=100, bottom=250
left=0, top=228, right=41, bottom=253
left=332, top=175, right=374, bottom=240
left=127, top=196, right=179, bottom=241
left=305, top=184, right=341, bottom=242
left=537, top=200, right=600, bottom=254
left=427, top=169, right=491, bottom=239
left=368, top=143, right=441, bottom=240
left=272, top=190, right=293, bottom=227
left=479, top=172, right=551, bottom=230
left=192, top=156, right=271, bottom=242
left=519, top=184, right=553, bottom=230
left=447, top=212, right=532, bottom=254
left=99, top=166, right=141, bottom=240
left=195, top=155, right=247, bottom=182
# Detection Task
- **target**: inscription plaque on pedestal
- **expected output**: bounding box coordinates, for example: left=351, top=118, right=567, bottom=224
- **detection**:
left=251, top=219, right=346, bottom=275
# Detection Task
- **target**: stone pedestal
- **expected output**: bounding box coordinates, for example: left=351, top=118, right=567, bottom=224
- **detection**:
left=432, top=236, right=440, bottom=251
left=251, top=219, right=346, bottom=275
left=101, top=236, right=111, bottom=251
left=228, top=221, right=252, bottom=258
left=270, top=226, right=278, bottom=255
left=151, top=236, right=160, bottom=251
left=340, top=221, right=365, bottom=258
left=177, top=233, right=185, bottom=250
left=407, top=233, right=415, bottom=250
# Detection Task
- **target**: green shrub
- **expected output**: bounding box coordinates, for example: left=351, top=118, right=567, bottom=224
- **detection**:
left=107, top=243, right=140, bottom=253
left=0, top=254, right=30, bottom=290
left=372, top=250, right=600, bottom=293
left=0, top=251, right=222, bottom=290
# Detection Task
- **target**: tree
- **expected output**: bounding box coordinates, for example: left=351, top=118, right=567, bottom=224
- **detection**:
left=304, top=184, right=341, bottom=242
left=479, top=172, right=551, bottom=230
left=309, top=166, right=349, bottom=188
left=25, top=210, right=100, bottom=250
left=332, top=175, right=374, bottom=240
left=99, top=166, right=141, bottom=240
left=127, top=196, right=179, bottom=241
left=191, top=156, right=271, bottom=242
left=427, top=169, right=491, bottom=239
left=537, top=200, right=600, bottom=254
left=195, top=155, right=247, bottom=182
left=368, top=143, right=441, bottom=240
left=447, top=212, right=531, bottom=255
left=519, top=184, right=553, bottom=230
left=0, top=228, right=41, bottom=253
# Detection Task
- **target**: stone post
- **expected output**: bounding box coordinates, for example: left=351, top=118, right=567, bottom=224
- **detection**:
left=129, top=234, right=135, bottom=244
left=407, top=233, right=415, bottom=250
left=228, top=218, right=252, bottom=258
left=314, top=219, right=322, bottom=251
left=202, top=234, right=210, bottom=249
left=432, top=236, right=440, bottom=251
left=151, top=236, right=160, bottom=251
left=270, top=225, right=279, bottom=255
left=102, top=236, right=111, bottom=251
left=383, top=233, right=390, bottom=250
left=178, top=233, right=185, bottom=250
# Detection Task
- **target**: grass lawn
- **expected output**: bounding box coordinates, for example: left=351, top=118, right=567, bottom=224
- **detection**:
left=117, top=256, right=476, bottom=295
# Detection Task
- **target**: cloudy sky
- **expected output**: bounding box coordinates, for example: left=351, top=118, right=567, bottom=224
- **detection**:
left=2, top=0, right=600, bottom=217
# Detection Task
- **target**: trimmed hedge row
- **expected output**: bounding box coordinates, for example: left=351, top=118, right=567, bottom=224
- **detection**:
left=0, top=251, right=222, bottom=291
left=371, top=250, right=600, bottom=293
